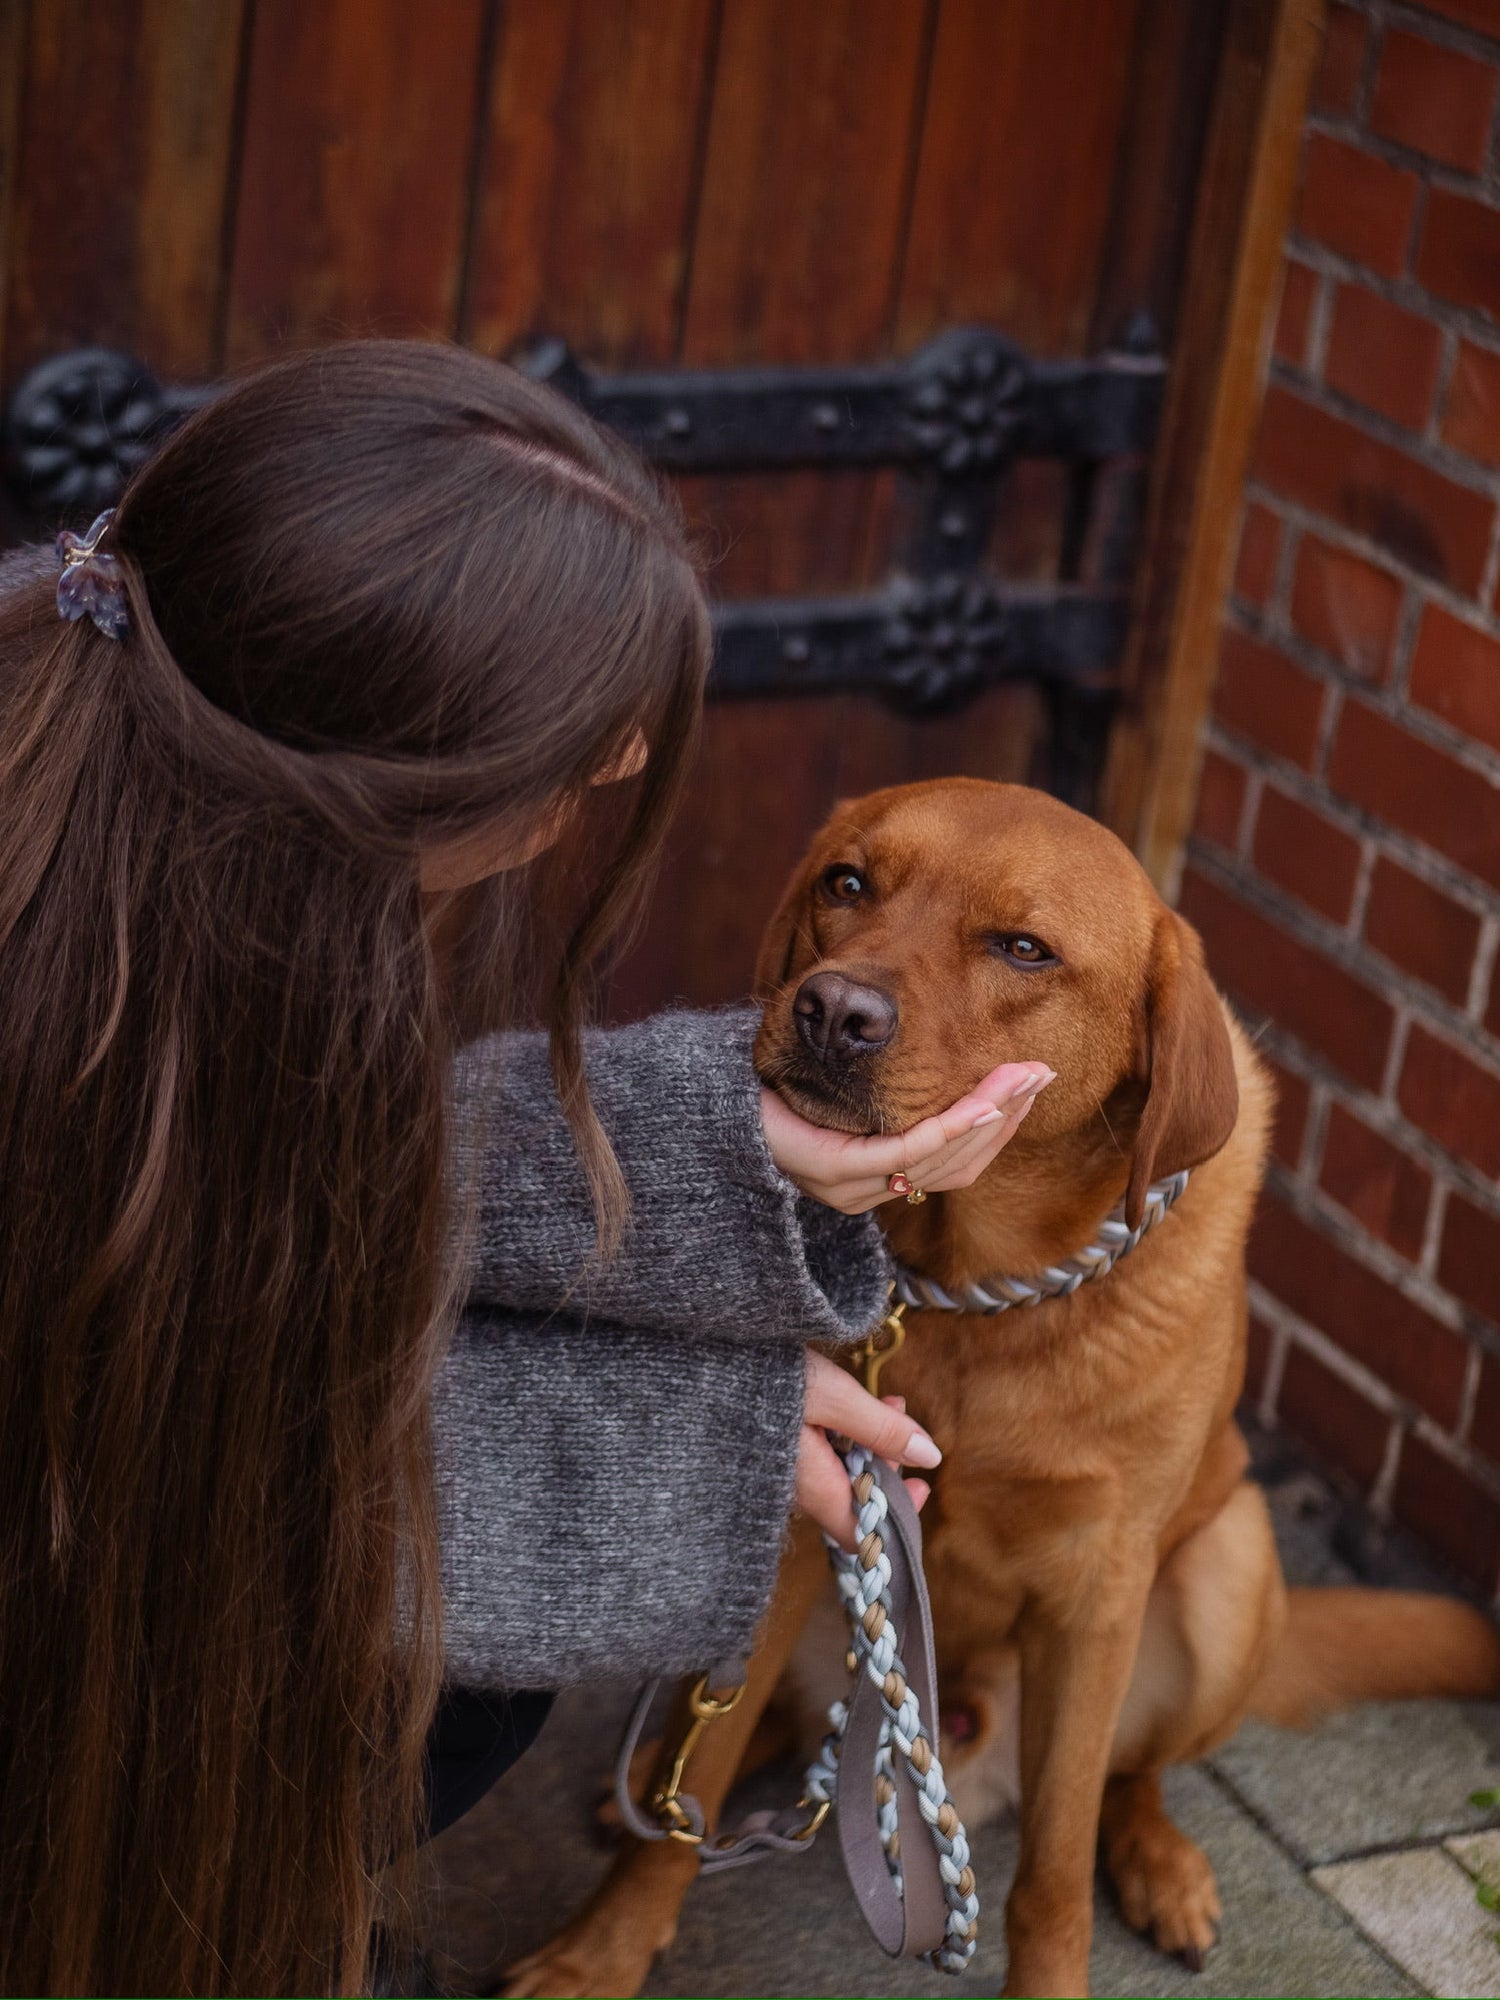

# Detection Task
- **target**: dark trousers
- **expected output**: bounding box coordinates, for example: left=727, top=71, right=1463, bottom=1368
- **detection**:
left=420, top=1686, right=555, bottom=1842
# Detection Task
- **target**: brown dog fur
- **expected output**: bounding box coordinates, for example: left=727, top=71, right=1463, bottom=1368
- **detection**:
left=504, top=779, right=1500, bottom=2000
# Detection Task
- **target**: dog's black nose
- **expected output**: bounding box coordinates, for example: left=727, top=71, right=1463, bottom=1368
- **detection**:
left=793, top=972, right=898, bottom=1062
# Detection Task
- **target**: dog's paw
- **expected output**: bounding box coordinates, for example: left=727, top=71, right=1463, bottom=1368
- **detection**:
left=499, top=1935, right=656, bottom=2000
left=497, top=1895, right=676, bottom=2000
left=1106, top=1813, right=1222, bottom=1967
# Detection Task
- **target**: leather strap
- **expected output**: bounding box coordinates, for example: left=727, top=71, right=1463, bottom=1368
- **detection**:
left=835, top=1461, right=950, bottom=1957
left=611, top=1458, right=951, bottom=1957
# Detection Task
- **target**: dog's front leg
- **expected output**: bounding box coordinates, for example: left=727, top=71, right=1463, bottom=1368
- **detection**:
left=1004, top=1552, right=1154, bottom=1999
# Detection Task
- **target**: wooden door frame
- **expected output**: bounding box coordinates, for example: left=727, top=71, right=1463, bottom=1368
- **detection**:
left=1100, top=0, right=1325, bottom=894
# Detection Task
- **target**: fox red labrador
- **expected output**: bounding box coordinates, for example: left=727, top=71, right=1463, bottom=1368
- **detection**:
left=505, top=778, right=1500, bottom=1999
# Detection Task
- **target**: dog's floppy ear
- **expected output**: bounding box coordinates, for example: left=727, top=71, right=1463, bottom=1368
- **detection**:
left=753, top=858, right=819, bottom=1000
left=1126, top=909, right=1238, bottom=1229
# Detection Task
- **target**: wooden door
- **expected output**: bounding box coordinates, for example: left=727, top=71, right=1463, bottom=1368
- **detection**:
left=0, top=0, right=1234, bottom=1014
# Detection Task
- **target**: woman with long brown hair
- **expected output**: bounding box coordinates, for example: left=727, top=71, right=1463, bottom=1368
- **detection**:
left=0, top=339, right=1045, bottom=1996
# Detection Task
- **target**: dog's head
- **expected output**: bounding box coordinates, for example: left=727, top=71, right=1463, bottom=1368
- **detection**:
left=753, top=778, right=1237, bottom=1227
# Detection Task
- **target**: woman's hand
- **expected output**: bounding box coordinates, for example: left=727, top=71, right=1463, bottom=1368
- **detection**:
left=796, top=1350, right=942, bottom=1548
left=762, top=1061, right=1053, bottom=1214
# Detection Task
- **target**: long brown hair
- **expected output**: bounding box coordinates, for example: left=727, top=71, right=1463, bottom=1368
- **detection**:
left=0, top=340, right=711, bottom=1995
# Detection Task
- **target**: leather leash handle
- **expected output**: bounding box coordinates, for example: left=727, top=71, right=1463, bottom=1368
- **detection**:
left=610, top=1463, right=957, bottom=1960
left=836, top=1456, right=951, bottom=1959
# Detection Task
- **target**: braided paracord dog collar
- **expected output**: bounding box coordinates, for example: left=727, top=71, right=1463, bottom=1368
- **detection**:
left=892, top=1169, right=1191, bottom=1315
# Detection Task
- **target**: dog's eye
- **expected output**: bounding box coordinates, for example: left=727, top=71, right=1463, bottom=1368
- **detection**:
left=988, top=932, right=1057, bottom=967
left=821, top=865, right=866, bottom=903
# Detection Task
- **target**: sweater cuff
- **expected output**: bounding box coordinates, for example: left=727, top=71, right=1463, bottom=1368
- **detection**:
left=435, top=1311, right=806, bottom=1691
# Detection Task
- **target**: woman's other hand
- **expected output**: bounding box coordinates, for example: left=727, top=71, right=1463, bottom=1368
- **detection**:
left=796, top=1350, right=942, bottom=1548
left=762, top=1061, right=1053, bottom=1215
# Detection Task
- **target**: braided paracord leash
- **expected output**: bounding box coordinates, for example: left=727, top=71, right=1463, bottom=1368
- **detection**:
left=802, top=1444, right=980, bottom=1975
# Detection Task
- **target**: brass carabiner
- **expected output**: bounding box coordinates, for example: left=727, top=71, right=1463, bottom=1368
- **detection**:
left=649, top=1673, right=744, bottom=1845
left=853, top=1299, right=907, bottom=1397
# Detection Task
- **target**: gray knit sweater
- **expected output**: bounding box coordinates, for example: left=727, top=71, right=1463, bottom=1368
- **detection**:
left=437, top=1009, right=893, bottom=1689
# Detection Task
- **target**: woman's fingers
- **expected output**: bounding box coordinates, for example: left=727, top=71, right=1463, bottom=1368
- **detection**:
left=802, top=1351, right=941, bottom=1466
left=830, top=1070, right=1053, bottom=1211
left=760, top=1060, right=1055, bottom=1215
left=903, top=1078, right=1049, bottom=1190
left=795, top=1369, right=938, bottom=1548
left=884, top=1064, right=1054, bottom=1181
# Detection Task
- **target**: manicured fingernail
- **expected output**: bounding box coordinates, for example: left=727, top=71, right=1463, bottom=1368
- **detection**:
left=904, top=1428, right=942, bottom=1469
left=908, top=1479, right=932, bottom=1513
left=971, top=1107, right=1003, bottom=1127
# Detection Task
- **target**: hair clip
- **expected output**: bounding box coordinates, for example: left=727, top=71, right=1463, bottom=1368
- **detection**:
left=56, top=508, right=129, bottom=641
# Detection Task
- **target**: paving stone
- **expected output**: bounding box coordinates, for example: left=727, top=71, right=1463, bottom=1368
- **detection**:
left=1450, top=1826, right=1500, bottom=1889
left=417, top=1694, right=1415, bottom=1998
left=1089, top=1767, right=1415, bottom=2000
left=1210, top=1701, right=1500, bottom=1867
left=1315, top=1844, right=1500, bottom=1998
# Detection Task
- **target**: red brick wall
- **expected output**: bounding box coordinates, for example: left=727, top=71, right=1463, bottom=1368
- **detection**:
left=1183, top=0, right=1500, bottom=1592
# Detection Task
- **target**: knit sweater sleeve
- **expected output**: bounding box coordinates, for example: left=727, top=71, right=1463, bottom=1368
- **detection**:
left=433, top=1306, right=804, bottom=1689
left=450, top=1007, right=892, bottom=1347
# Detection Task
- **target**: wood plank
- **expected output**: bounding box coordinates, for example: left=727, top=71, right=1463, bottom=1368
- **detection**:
left=3, top=0, right=245, bottom=381
left=680, top=0, right=933, bottom=368
left=465, top=0, right=717, bottom=368
left=0, top=0, right=27, bottom=372
left=896, top=0, right=1144, bottom=358
left=1089, top=0, right=1229, bottom=349
left=1099, top=0, right=1324, bottom=892
left=225, top=0, right=487, bottom=363
left=608, top=0, right=941, bottom=1014
left=676, top=0, right=935, bottom=597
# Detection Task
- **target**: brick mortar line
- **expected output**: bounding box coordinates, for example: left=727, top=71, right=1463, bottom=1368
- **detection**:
left=1259, top=1314, right=1292, bottom=1429
left=1305, top=260, right=1336, bottom=380
left=1379, top=1001, right=1412, bottom=1102
left=1470, top=913, right=1500, bottom=1018
left=1265, top=505, right=1303, bottom=631
left=1426, top=322, right=1462, bottom=457
left=1201, top=705, right=1500, bottom=922
left=1372, top=1411, right=1403, bottom=1516
left=1354, top=0, right=1386, bottom=131
left=1347, top=838, right=1378, bottom=943
left=1419, top=1173, right=1449, bottom=1282
left=1458, top=1337, right=1483, bottom=1443
left=1186, top=832, right=1500, bottom=1082
left=1300, top=1077, right=1333, bottom=1184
